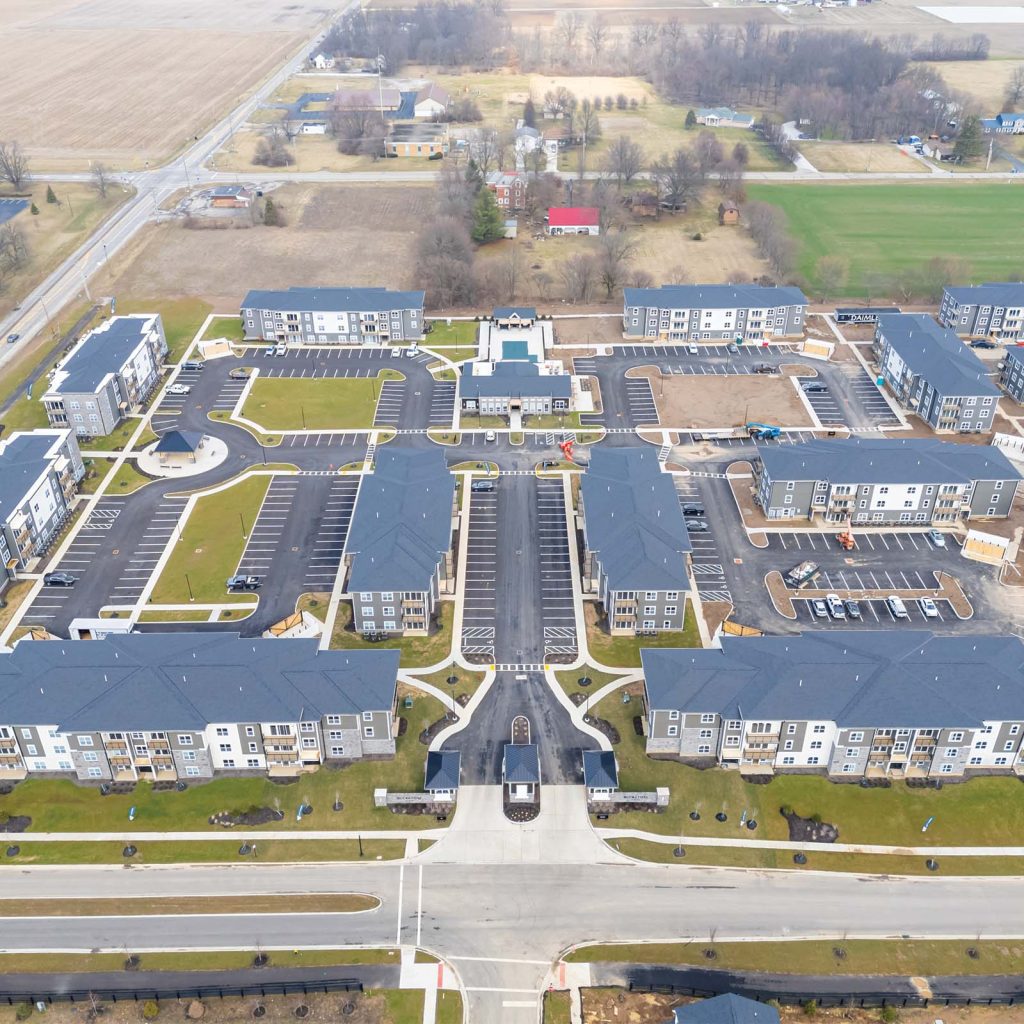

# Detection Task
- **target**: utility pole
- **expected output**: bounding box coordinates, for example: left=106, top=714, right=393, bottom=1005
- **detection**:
left=986, top=137, right=994, bottom=172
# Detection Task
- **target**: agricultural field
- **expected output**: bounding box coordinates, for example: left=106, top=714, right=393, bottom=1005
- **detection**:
left=0, top=0, right=329, bottom=170
left=919, top=58, right=1024, bottom=113
left=747, top=183, right=1024, bottom=296
left=798, top=142, right=924, bottom=173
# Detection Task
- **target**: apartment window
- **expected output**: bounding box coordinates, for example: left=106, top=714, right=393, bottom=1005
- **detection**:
left=331, top=746, right=345, bottom=757
left=698, top=745, right=711, bottom=754
left=182, top=751, right=197, bottom=762
left=782, top=756, right=795, bottom=765
left=940, top=764, right=953, bottom=774
left=329, top=731, right=343, bottom=741
left=725, top=736, right=739, bottom=747
left=246, top=758, right=260, bottom=768
left=1010, top=725, right=1020, bottom=735
left=77, top=736, right=93, bottom=747
left=667, top=725, right=679, bottom=738
left=300, top=722, right=315, bottom=733
left=949, top=731, right=964, bottom=741
left=219, top=743, right=231, bottom=753
left=644, top=606, right=656, bottom=615
left=223, top=759, right=235, bottom=768
left=326, top=715, right=341, bottom=726
left=727, top=720, right=741, bottom=730
left=784, top=741, right=793, bottom=751
left=969, top=756, right=983, bottom=765
left=185, top=766, right=201, bottom=777
left=381, top=592, right=394, bottom=602
left=1005, top=741, right=1015, bottom=751
left=87, top=767, right=103, bottom=778
left=248, top=743, right=258, bottom=753
left=245, top=726, right=255, bottom=737
left=699, top=729, right=712, bottom=739
left=810, top=741, right=822, bottom=750
left=666, top=591, right=679, bottom=601
left=363, top=726, right=375, bottom=739
left=216, top=727, right=229, bottom=737
left=361, top=607, right=375, bottom=617
left=786, top=481, right=794, bottom=491
left=668, top=710, right=680, bottom=721
left=301, top=738, right=317, bottom=749
left=995, top=757, right=1008, bottom=765
left=842, top=763, right=856, bottom=773
left=813, top=725, right=826, bottom=734
left=360, top=592, right=373, bottom=601
left=787, top=724, right=797, bottom=734
left=849, top=731, right=864, bottom=742
left=382, top=607, right=395, bottom=618
left=808, top=756, right=820, bottom=765
left=846, top=748, right=860, bottom=758
left=383, top=621, right=397, bottom=631
left=665, top=606, right=677, bottom=616
left=178, top=735, right=193, bottom=746
left=699, top=713, right=715, bottom=724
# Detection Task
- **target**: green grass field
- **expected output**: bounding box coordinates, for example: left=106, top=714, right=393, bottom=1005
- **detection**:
left=116, top=297, right=213, bottom=364
left=747, top=184, right=1024, bottom=296
left=242, top=373, right=404, bottom=430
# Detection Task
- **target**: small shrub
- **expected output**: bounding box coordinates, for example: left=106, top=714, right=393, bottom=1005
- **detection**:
left=802, top=1000, right=818, bottom=1018
left=15, top=1004, right=32, bottom=1021
left=779, top=804, right=793, bottom=817
left=143, top=1001, right=160, bottom=1020
left=810, top=812, right=823, bottom=824
left=880, top=1007, right=899, bottom=1024
left=691, top=231, right=703, bottom=241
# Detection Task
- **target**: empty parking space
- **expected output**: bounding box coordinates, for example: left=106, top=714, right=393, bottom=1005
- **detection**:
left=768, top=531, right=946, bottom=554
left=236, top=477, right=298, bottom=577
left=211, top=378, right=247, bottom=413
left=277, top=431, right=366, bottom=448
left=673, top=478, right=731, bottom=603
left=429, top=382, right=456, bottom=426
left=461, top=486, right=497, bottom=660
left=301, top=476, right=359, bottom=591
left=536, top=477, right=577, bottom=660
left=624, top=378, right=659, bottom=426
left=846, top=367, right=901, bottom=426
left=797, top=379, right=843, bottom=424
left=373, top=380, right=406, bottom=426
left=112, top=499, right=187, bottom=604
left=793, top=596, right=954, bottom=626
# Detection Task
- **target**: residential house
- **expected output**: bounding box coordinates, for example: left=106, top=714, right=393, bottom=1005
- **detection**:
left=312, top=53, right=336, bottom=70
left=695, top=107, right=754, bottom=128
left=582, top=750, right=619, bottom=801
left=386, top=123, right=449, bottom=157
left=514, top=124, right=543, bottom=169
left=42, top=315, right=168, bottom=436
left=939, top=282, right=1024, bottom=341
left=981, top=112, right=1024, bottom=134
left=579, top=447, right=692, bottom=635
left=343, top=448, right=457, bottom=636
left=547, top=207, right=600, bottom=236
left=240, top=287, right=424, bottom=345
left=666, top=994, right=779, bottom=1024
left=491, top=306, right=537, bottom=329
left=999, top=344, right=1024, bottom=403
left=622, top=284, right=807, bottom=342
left=0, top=633, right=399, bottom=782
left=208, top=185, right=255, bottom=209
left=424, top=750, right=461, bottom=802
left=834, top=306, right=901, bottom=324
left=485, top=171, right=528, bottom=212
left=459, top=361, right=572, bottom=417
left=413, top=82, right=451, bottom=119
left=718, top=200, right=740, bottom=225
left=874, top=313, right=1000, bottom=433
left=642, top=631, right=1024, bottom=780
left=0, top=430, right=84, bottom=588
left=753, top=437, right=1022, bottom=524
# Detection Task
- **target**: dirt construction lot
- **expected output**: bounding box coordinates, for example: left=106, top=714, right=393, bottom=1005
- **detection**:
left=100, top=185, right=432, bottom=310
left=0, top=0, right=328, bottom=170
left=626, top=368, right=815, bottom=430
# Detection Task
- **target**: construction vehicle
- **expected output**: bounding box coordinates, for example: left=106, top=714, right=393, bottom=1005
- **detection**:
left=836, top=526, right=855, bottom=550
left=784, top=561, right=820, bottom=588
left=559, top=438, right=575, bottom=462
left=746, top=422, right=781, bottom=440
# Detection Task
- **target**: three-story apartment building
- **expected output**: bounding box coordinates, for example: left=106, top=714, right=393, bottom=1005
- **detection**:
left=939, top=282, right=1024, bottom=342
left=0, top=430, right=84, bottom=589
left=622, top=284, right=807, bottom=342
left=999, top=344, right=1024, bottom=402
left=41, top=315, right=167, bottom=436
left=874, top=313, right=1000, bottom=433
left=642, top=631, right=1024, bottom=780
left=240, top=287, right=425, bottom=345
left=0, top=633, right=399, bottom=782
left=753, top=437, right=1022, bottom=524
left=343, top=449, right=457, bottom=636
left=579, top=447, right=692, bottom=635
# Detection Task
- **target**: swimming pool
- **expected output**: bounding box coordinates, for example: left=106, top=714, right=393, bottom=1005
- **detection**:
left=502, top=340, right=537, bottom=362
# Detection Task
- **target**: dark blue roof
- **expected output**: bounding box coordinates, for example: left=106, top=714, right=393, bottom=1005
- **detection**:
left=673, top=994, right=780, bottom=1024
left=0, top=432, right=65, bottom=524
left=583, top=750, right=618, bottom=790
left=154, top=430, right=204, bottom=454
left=241, top=286, right=424, bottom=314
left=0, top=198, right=28, bottom=226
left=503, top=743, right=539, bottom=783
left=460, top=361, right=571, bottom=400
left=425, top=750, right=461, bottom=790
left=625, top=284, right=806, bottom=311
left=493, top=307, right=537, bottom=319
left=49, top=316, right=158, bottom=395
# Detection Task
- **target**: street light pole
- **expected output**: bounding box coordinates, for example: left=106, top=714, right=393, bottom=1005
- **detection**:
left=239, top=513, right=247, bottom=539
left=301, top=406, right=307, bottom=429
left=185, top=574, right=194, bottom=602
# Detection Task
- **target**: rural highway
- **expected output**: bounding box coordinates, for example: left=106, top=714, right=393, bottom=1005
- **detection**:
left=3, top=861, right=1024, bottom=1022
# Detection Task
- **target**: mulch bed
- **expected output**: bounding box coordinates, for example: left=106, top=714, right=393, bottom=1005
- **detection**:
left=582, top=714, right=620, bottom=744
left=782, top=808, right=839, bottom=843
left=208, top=807, right=286, bottom=827
left=0, top=816, right=31, bottom=833
left=504, top=795, right=540, bottom=823
left=419, top=714, right=455, bottom=746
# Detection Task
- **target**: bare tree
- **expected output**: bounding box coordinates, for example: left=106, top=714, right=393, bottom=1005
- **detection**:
left=554, top=13, right=583, bottom=53
left=604, top=135, right=643, bottom=186
left=576, top=99, right=602, bottom=143
left=0, top=222, right=29, bottom=292
left=332, top=110, right=387, bottom=158
left=90, top=162, right=110, bottom=199
left=1006, top=65, right=1024, bottom=108
left=650, top=148, right=703, bottom=210
left=814, top=254, right=849, bottom=302
left=559, top=253, right=598, bottom=303
left=543, top=87, right=577, bottom=122
left=745, top=201, right=797, bottom=278
left=0, top=140, right=30, bottom=190
left=253, top=129, right=294, bottom=167
left=587, top=17, right=609, bottom=63
left=501, top=244, right=524, bottom=302
left=416, top=217, right=476, bottom=308
left=693, top=130, right=724, bottom=179
left=598, top=230, right=637, bottom=299
left=473, top=127, right=501, bottom=178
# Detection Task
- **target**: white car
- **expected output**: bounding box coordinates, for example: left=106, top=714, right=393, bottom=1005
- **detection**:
left=927, top=529, right=946, bottom=548
left=484, top=430, right=496, bottom=442
left=687, top=344, right=699, bottom=355
left=825, top=593, right=846, bottom=619
left=918, top=597, right=939, bottom=619
left=167, top=384, right=191, bottom=396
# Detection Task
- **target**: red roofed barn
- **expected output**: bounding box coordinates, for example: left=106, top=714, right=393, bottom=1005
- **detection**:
left=546, top=207, right=600, bottom=236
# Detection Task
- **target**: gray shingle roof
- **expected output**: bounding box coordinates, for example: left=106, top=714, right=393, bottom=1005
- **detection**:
left=346, top=448, right=455, bottom=593
left=876, top=313, right=1000, bottom=398
left=1005, top=345, right=1024, bottom=368
left=425, top=750, right=461, bottom=790
left=642, top=631, right=1024, bottom=728
left=48, top=316, right=156, bottom=396
left=492, top=307, right=536, bottom=319
left=504, top=743, right=540, bottom=783
left=0, top=432, right=65, bottom=525
left=944, top=282, right=1024, bottom=308
left=672, top=994, right=780, bottom=1024
left=624, top=284, right=807, bottom=311
left=757, top=437, right=1022, bottom=486
left=582, top=749, right=618, bottom=790
left=581, top=447, right=691, bottom=592
left=0, top=633, right=398, bottom=732
left=241, top=287, right=425, bottom=314
left=154, top=430, right=204, bottom=454
left=460, top=361, right=572, bottom=400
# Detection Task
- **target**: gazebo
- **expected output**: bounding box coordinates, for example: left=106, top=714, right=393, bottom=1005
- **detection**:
left=153, top=430, right=206, bottom=466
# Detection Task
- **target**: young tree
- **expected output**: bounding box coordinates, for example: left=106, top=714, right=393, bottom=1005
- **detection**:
left=576, top=99, right=602, bottom=143
left=554, top=12, right=583, bottom=52
left=91, top=163, right=110, bottom=199
left=953, top=114, right=984, bottom=163
left=262, top=197, right=284, bottom=226
left=684, top=109, right=697, bottom=130
left=471, top=186, right=506, bottom=244
left=501, top=244, right=524, bottom=302
left=693, top=129, right=725, bottom=178
left=559, top=253, right=598, bottom=303
left=45, top=184, right=58, bottom=204
left=587, top=17, right=608, bottom=62
left=30, top=203, right=39, bottom=216
left=814, top=254, right=849, bottom=301
left=523, top=97, right=537, bottom=129
left=732, top=141, right=749, bottom=167
left=0, top=223, right=29, bottom=292
left=465, top=158, right=484, bottom=194
left=604, top=135, right=644, bottom=186
left=0, top=141, right=30, bottom=189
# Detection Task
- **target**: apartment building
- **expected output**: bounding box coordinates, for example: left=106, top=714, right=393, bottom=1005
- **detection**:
left=622, top=284, right=807, bottom=342
left=579, top=447, right=692, bottom=635
left=459, top=361, right=572, bottom=417
left=754, top=437, right=1022, bottom=524
left=999, top=344, right=1024, bottom=403
left=939, top=282, right=1024, bottom=342
left=343, top=448, right=457, bottom=636
left=874, top=313, right=1000, bottom=433
left=240, top=287, right=425, bottom=345
left=41, top=315, right=167, bottom=436
left=0, top=430, right=84, bottom=587
left=485, top=171, right=528, bottom=212
left=642, top=631, right=1024, bottom=780
left=0, top=633, right=399, bottom=782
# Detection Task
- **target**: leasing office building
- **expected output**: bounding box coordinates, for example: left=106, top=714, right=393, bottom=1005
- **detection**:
left=240, top=287, right=425, bottom=345
left=622, top=284, right=807, bottom=342
left=0, top=633, right=399, bottom=782
left=458, top=361, right=573, bottom=418
left=42, top=315, right=168, bottom=437
left=579, top=447, right=692, bottom=635
left=642, top=631, right=1024, bottom=780
left=753, top=437, right=1022, bottom=524
left=874, top=313, right=1000, bottom=433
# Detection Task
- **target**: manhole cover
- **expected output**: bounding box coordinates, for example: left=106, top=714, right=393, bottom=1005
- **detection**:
left=112, top=549, right=119, bottom=555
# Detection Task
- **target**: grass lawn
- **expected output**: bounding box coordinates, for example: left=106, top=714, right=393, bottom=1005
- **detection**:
left=584, top=603, right=700, bottom=669
left=457, top=413, right=507, bottom=429
left=78, top=421, right=143, bottom=452
left=0, top=580, right=35, bottom=637
left=425, top=320, right=479, bottom=345
left=435, top=990, right=463, bottom=1024
left=149, top=474, right=271, bottom=605
left=202, top=315, right=247, bottom=343
left=543, top=990, right=572, bottom=1024
left=78, top=458, right=113, bottom=493
left=137, top=609, right=216, bottom=622
left=297, top=591, right=331, bottom=623
left=591, top=684, right=1024, bottom=848
left=242, top=372, right=404, bottom=430
left=746, top=183, right=1024, bottom=296
left=411, top=665, right=488, bottom=704
left=133, top=424, right=158, bottom=448
left=106, top=460, right=153, bottom=494
left=208, top=408, right=279, bottom=446
left=381, top=991, right=425, bottom=1024
left=116, top=297, right=213, bottom=364
left=331, top=600, right=456, bottom=668
left=524, top=412, right=585, bottom=430
left=554, top=666, right=631, bottom=700
left=567, top=938, right=1024, bottom=975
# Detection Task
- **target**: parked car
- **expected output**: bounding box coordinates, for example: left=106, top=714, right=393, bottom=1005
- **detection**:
left=825, top=593, right=846, bottom=619
left=43, top=572, right=77, bottom=587
left=753, top=363, right=777, bottom=374
left=811, top=598, right=829, bottom=618
left=844, top=599, right=862, bottom=620
left=681, top=502, right=705, bottom=517
left=167, top=384, right=191, bottom=395
left=971, top=339, right=997, bottom=349
left=918, top=597, right=940, bottom=618
left=405, top=346, right=420, bottom=357
left=726, top=343, right=739, bottom=355
left=687, top=343, right=699, bottom=355
left=541, top=460, right=559, bottom=468
left=226, top=575, right=263, bottom=591
left=470, top=479, right=495, bottom=492
left=229, top=368, right=250, bottom=379
left=263, top=346, right=275, bottom=357
left=6, top=333, right=20, bottom=344
left=274, top=343, right=287, bottom=356
left=927, top=529, right=946, bottom=548
left=182, top=360, right=204, bottom=370
left=685, top=519, right=709, bottom=532
left=886, top=595, right=909, bottom=619
left=801, top=381, right=828, bottom=393
left=484, top=430, right=497, bottom=442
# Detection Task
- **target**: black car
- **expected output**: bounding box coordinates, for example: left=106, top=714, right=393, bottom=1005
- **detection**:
left=753, top=363, right=777, bottom=374
left=844, top=599, right=862, bottom=620
left=685, top=519, right=709, bottom=532
left=470, top=480, right=495, bottom=492
left=681, top=503, right=705, bottom=517
left=971, top=340, right=997, bottom=349
left=541, top=460, right=559, bottom=468
left=226, top=575, right=263, bottom=591
left=801, top=382, right=828, bottom=393
left=43, top=572, right=77, bottom=587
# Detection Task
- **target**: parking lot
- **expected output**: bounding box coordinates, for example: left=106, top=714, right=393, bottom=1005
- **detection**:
left=429, top=381, right=456, bottom=426
left=210, top=376, right=248, bottom=414
left=672, top=477, right=732, bottom=604
left=769, top=530, right=952, bottom=555
left=461, top=483, right=498, bottom=661
left=535, top=477, right=578, bottom=660
left=236, top=477, right=299, bottom=578
left=841, top=364, right=901, bottom=426
left=792, top=594, right=958, bottom=626
left=373, top=379, right=407, bottom=427
left=623, top=377, right=659, bottom=425
left=276, top=431, right=368, bottom=450
left=111, top=499, right=187, bottom=605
